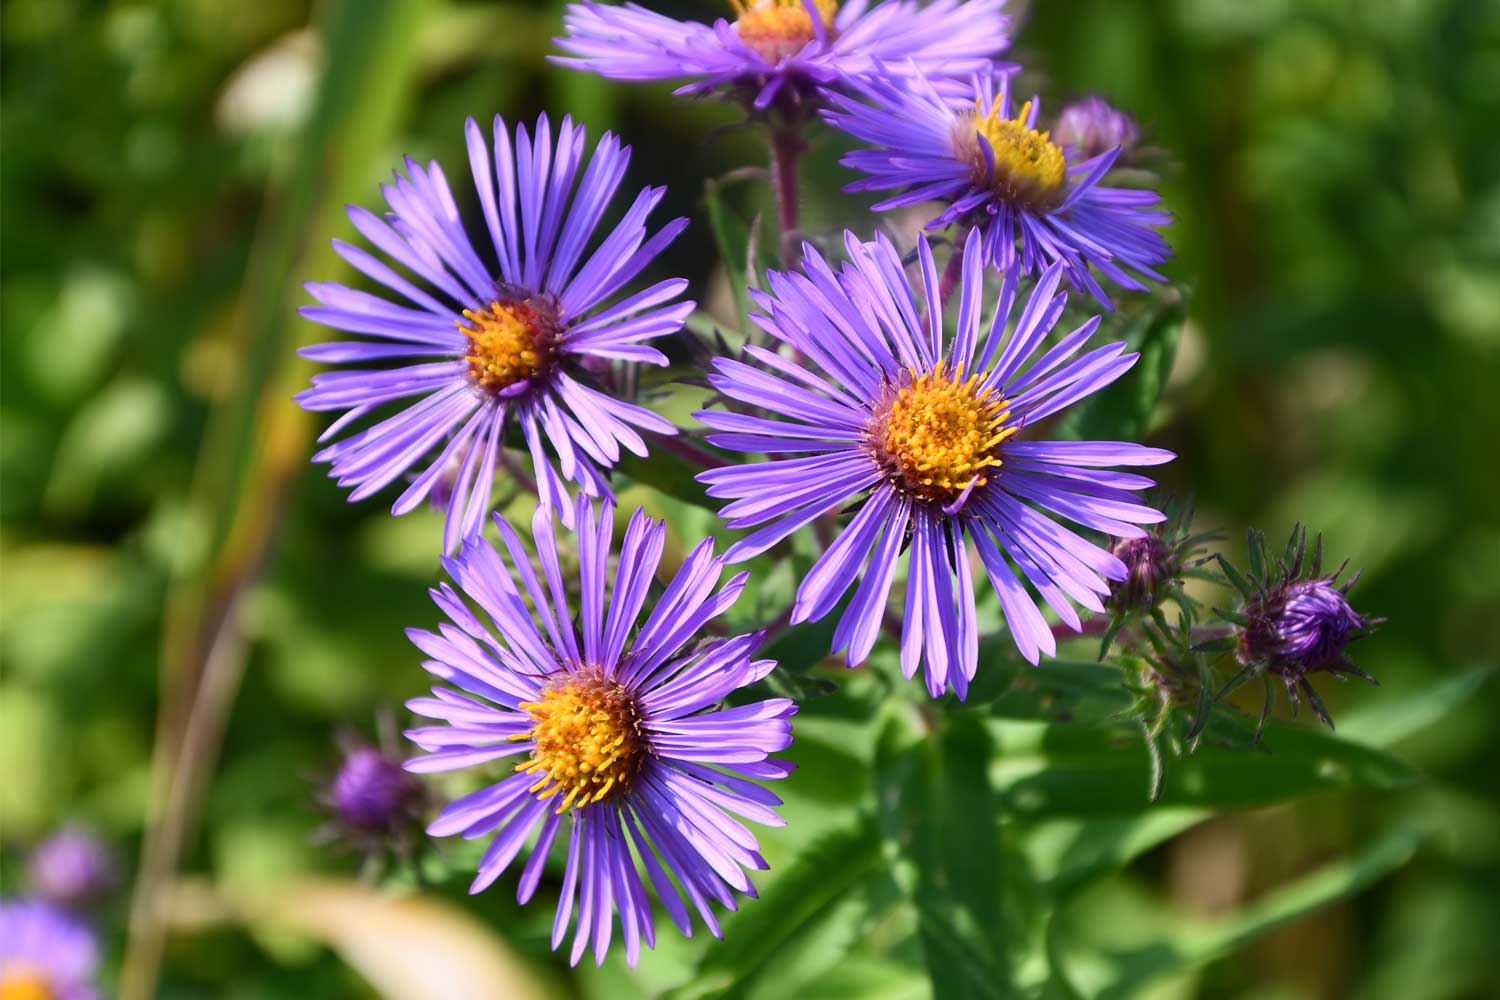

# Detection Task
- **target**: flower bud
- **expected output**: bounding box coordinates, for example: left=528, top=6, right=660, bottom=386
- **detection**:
left=328, top=746, right=425, bottom=838
left=1055, top=96, right=1140, bottom=162
left=26, top=828, right=117, bottom=910
left=1238, top=579, right=1365, bottom=678
left=1107, top=534, right=1176, bottom=613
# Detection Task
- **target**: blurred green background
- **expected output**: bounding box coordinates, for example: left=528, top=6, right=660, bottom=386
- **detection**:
left=2, top=0, right=1498, bottom=997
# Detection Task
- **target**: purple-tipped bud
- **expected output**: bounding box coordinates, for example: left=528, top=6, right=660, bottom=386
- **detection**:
left=1108, top=534, right=1176, bottom=613
left=1239, top=579, right=1365, bottom=676
left=1055, top=96, right=1140, bottom=162
left=26, top=828, right=118, bottom=910
left=329, top=747, right=425, bottom=837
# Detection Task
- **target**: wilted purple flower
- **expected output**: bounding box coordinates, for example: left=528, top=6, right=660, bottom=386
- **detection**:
left=1055, top=96, right=1140, bottom=163
left=0, top=900, right=99, bottom=1000
left=824, top=67, right=1171, bottom=308
left=695, top=229, right=1174, bottom=695
left=25, top=829, right=117, bottom=910
left=296, top=114, right=692, bottom=550
left=404, top=497, right=796, bottom=967
left=553, top=0, right=1010, bottom=110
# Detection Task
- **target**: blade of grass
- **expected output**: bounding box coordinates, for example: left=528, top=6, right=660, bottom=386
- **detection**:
left=122, top=4, right=427, bottom=996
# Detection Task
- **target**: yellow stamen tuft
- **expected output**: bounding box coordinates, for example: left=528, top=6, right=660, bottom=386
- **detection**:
left=458, top=299, right=556, bottom=393
left=870, top=365, right=1017, bottom=505
left=0, top=970, right=57, bottom=1000
left=515, top=672, right=645, bottom=814
left=959, top=98, right=1067, bottom=206
left=731, top=0, right=838, bottom=63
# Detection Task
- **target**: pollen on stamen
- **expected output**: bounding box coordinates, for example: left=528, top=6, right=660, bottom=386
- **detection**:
left=458, top=299, right=558, bottom=393
left=731, top=0, right=838, bottom=63
left=511, top=672, right=646, bottom=813
left=957, top=98, right=1068, bottom=207
left=869, top=365, right=1017, bottom=506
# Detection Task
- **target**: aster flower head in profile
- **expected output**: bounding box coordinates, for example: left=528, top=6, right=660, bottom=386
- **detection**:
left=695, top=229, right=1175, bottom=697
left=403, top=498, right=796, bottom=967
left=825, top=67, right=1172, bottom=308
left=553, top=0, right=1011, bottom=112
left=296, top=114, right=692, bottom=551
left=0, top=899, right=100, bottom=1000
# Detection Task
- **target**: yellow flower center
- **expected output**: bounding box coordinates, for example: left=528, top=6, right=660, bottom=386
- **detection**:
left=959, top=98, right=1067, bottom=207
left=732, top=0, right=838, bottom=63
left=870, top=366, right=1017, bottom=505
left=0, top=970, right=56, bottom=1000
left=513, top=672, right=646, bottom=813
left=458, top=299, right=557, bottom=393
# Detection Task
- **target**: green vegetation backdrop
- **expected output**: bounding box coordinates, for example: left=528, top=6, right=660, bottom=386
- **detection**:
left=2, top=0, right=1498, bottom=997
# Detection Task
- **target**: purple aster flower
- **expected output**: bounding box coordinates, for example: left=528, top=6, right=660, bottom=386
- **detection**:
left=25, top=829, right=118, bottom=910
left=553, top=0, right=1011, bottom=110
left=295, top=114, right=693, bottom=550
left=403, top=497, right=796, bottom=967
left=0, top=900, right=99, bottom=1000
left=1054, top=95, right=1140, bottom=163
left=694, top=229, right=1174, bottom=696
left=824, top=67, right=1172, bottom=308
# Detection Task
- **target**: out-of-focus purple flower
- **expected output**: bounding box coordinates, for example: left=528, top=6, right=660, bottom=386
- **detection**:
left=553, top=0, right=1011, bottom=111
left=326, top=745, right=426, bottom=841
left=25, top=830, right=117, bottom=910
left=403, top=497, right=796, bottom=967
left=824, top=67, right=1172, bottom=308
left=0, top=900, right=99, bottom=1000
left=295, top=114, right=693, bottom=551
left=694, top=229, right=1174, bottom=695
left=1055, top=96, right=1140, bottom=163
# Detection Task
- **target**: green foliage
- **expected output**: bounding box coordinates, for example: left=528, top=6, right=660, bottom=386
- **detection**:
left=3, top=0, right=1497, bottom=998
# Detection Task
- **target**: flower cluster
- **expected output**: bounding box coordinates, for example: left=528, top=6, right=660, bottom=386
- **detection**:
left=285, top=0, right=1381, bottom=971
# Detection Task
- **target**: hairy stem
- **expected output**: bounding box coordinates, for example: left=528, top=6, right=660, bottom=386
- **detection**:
left=938, top=237, right=966, bottom=309
left=769, top=122, right=806, bottom=269
left=653, top=430, right=730, bottom=471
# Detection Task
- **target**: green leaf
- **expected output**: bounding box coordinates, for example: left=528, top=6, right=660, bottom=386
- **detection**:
left=703, top=175, right=760, bottom=336
left=985, top=712, right=1421, bottom=816
left=1021, top=809, right=1210, bottom=893
left=1066, top=823, right=1423, bottom=999
left=1338, top=664, right=1495, bottom=749
left=1056, top=291, right=1186, bottom=442
left=662, top=819, right=887, bottom=1000
left=877, top=711, right=1031, bottom=999
left=963, top=650, right=1134, bottom=723
left=616, top=446, right=718, bottom=512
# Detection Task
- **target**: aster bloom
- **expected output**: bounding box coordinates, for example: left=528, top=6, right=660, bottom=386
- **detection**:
left=1220, top=526, right=1380, bottom=730
left=1055, top=95, right=1141, bottom=163
left=295, top=114, right=692, bottom=550
left=553, top=0, right=1011, bottom=111
left=0, top=900, right=99, bottom=1000
left=824, top=67, right=1172, bottom=307
left=26, top=829, right=117, bottom=910
left=403, top=497, right=796, bottom=967
left=695, top=229, right=1174, bottom=696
